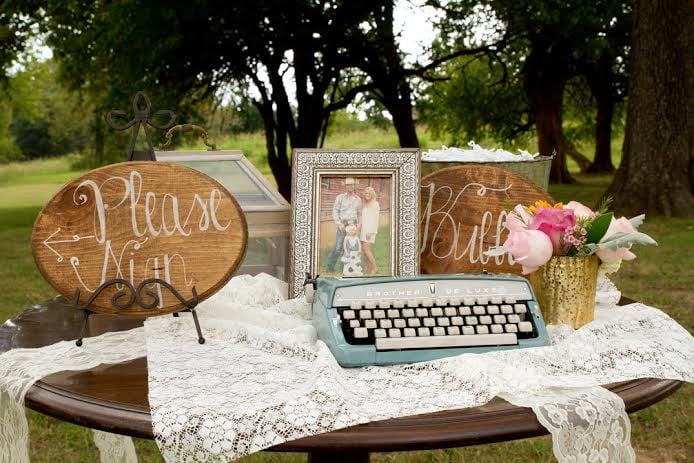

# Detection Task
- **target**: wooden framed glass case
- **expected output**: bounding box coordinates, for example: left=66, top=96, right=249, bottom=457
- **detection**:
left=156, top=150, right=290, bottom=281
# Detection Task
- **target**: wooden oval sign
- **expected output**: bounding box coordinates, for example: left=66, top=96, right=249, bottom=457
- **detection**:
left=420, top=165, right=553, bottom=275
left=32, top=161, right=247, bottom=316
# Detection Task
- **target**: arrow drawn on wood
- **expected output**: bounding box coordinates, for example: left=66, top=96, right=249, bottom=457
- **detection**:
left=43, top=228, right=95, bottom=262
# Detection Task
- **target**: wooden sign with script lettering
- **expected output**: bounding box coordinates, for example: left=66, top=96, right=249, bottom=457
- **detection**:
left=420, top=165, right=553, bottom=275
left=32, top=162, right=247, bottom=316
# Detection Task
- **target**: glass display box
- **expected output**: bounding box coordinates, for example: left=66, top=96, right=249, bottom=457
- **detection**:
left=155, top=150, right=290, bottom=281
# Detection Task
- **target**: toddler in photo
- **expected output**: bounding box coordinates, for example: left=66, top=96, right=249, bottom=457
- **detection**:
left=341, top=224, right=363, bottom=277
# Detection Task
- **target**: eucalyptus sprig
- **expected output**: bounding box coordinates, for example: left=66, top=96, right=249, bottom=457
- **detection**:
left=596, top=196, right=613, bottom=216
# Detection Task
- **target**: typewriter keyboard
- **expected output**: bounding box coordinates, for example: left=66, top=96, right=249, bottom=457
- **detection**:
left=333, top=280, right=539, bottom=351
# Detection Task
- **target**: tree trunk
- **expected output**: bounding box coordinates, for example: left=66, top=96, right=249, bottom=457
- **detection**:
left=293, top=42, right=328, bottom=149
left=587, top=51, right=616, bottom=173
left=94, top=111, right=104, bottom=165
left=363, top=1, right=419, bottom=148
left=686, top=0, right=694, bottom=195
left=525, top=75, right=576, bottom=183
left=605, top=0, right=694, bottom=217
left=560, top=132, right=592, bottom=174
left=253, top=99, right=292, bottom=201
left=270, top=121, right=292, bottom=201
left=587, top=89, right=615, bottom=173
left=392, top=109, right=419, bottom=147
left=384, top=87, right=419, bottom=148
left=524, top=46, right=589, bottom=183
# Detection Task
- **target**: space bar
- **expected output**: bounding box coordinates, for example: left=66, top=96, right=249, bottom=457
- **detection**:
left=376, top=333, right=518, bottom=351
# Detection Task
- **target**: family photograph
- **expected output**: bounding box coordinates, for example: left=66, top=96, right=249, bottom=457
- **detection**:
left=317, top=176, right=392, bottom=278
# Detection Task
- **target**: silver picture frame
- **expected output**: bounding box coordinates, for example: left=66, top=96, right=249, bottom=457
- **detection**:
left=289, top=149, right=420, bottom=298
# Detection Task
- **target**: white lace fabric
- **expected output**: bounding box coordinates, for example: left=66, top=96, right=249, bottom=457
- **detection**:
left=503, top=387, right=634, bottom=463
left=146, top=274, right=694, bottom=463
left=0, top=274, right=690, bottom=463
left=0, top=327, right=145, bottom=462
left=92, top=429, right=139, bottom=463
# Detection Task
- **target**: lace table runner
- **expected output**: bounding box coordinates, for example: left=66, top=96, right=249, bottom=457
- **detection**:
left=146, top=274, right=694, bottom=463
left=0, top=327, right=144, bottom=463
left=0, top=274, right=690, bottom=462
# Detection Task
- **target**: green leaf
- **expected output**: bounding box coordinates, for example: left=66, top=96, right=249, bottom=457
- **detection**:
left=629, top=214, right=645, bottom=229
left=593, top=232, right=657, bottom=251
left=596, top=196, right=614, bottom=215
left=585, top=212, right=613, bottom=244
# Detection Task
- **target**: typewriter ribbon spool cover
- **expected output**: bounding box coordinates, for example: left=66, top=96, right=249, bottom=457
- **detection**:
left=420, top=165, right=554, bottom=275
left=31, top=161, right=248, bottom=316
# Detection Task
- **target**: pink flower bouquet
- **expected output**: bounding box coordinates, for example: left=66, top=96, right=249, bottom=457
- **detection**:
left=487, top=199, right=657, bottom=274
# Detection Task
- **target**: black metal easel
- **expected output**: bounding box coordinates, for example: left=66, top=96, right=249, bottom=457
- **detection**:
left=72, top=92, right=204, bottom=346
left=106, top=91, right=176, bottom=161
left=72, top=278, right=205, bottom=346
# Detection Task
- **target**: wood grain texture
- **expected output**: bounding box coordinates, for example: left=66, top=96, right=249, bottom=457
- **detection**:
left=420, top=165, right=553, bottom=275
left=31, top=161, right=247, bottom=316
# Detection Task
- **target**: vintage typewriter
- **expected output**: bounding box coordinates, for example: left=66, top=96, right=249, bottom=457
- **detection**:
left=307, top=274, right=550, bottom=367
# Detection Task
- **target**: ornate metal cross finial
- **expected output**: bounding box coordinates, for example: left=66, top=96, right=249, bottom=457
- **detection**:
left=106, top=91, right=177, bottom=161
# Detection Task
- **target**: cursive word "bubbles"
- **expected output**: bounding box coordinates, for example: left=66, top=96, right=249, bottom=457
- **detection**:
left=420, top=182, right=514, bottom=265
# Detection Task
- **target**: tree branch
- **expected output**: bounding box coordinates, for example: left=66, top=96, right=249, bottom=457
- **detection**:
left=418, top=75, right=452, bottom=83
left=404, top=31, right=513, bottom=78
left=324, top=82, right=378, bottom=112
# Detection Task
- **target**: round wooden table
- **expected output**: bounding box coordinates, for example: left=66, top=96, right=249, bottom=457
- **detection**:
left=1, top=298, right=682, bottom=463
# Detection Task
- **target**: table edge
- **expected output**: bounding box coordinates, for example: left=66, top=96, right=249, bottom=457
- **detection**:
left=25, top=377, right=683, bottom=451
left=277, top=378, right=684, bottom=452
left=22, top=295, right=686, bottom=451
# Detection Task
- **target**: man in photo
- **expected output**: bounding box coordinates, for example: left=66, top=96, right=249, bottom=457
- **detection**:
left=326, top=177, right=362, bottom=273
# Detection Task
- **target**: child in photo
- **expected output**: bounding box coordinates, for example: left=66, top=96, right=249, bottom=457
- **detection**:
left=341, top=224, right=363, bottom=277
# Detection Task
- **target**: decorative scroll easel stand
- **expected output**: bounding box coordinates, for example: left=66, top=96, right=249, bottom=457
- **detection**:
left=72, top=91, right=204, bottom=346
left=72, top=279, right=205, bottom=346
left=106, top=91, right=176, bottom=161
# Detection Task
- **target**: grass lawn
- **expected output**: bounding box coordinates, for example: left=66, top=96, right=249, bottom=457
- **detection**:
left=0, top=131, right=691, bottom=462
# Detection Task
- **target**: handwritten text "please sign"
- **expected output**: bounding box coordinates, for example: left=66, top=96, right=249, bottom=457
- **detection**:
left=71, top=170, right=230, bottom=286
left=33, top=162, right=246, bottom=314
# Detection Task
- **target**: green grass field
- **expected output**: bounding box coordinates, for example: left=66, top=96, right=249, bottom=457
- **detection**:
left=0, top=129, right=691, bottom=462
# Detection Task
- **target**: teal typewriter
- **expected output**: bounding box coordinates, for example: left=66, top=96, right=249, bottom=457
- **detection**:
left=307, top=274, right=550, bottom=367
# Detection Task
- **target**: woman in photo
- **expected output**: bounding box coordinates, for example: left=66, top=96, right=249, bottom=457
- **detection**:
left=360, top=186, right=380, bottom=275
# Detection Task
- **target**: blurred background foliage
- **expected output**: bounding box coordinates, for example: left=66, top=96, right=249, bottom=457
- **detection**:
left=0, top=0, right=690, bottom=208
left=0, top=1, right=629, bottom=174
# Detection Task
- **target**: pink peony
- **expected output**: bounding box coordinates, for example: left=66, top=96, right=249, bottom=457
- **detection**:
left=503, top=229, right=553, bottom=274
left=528, top=207, right=576, bottom=254
left=595, top=216, right=638, bottom=263
left=565, top=201, right=595, bottom=219
left=505, top=204, right=532, bottom=231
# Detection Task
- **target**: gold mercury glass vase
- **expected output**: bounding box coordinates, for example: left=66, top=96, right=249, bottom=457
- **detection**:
left=528, top=255, right=599, bottom=329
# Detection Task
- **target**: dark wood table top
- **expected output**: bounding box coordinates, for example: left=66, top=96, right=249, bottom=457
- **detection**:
left=1, top=298, right=682, bottom=453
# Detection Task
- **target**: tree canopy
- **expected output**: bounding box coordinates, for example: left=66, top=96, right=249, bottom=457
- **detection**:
left=3, top=1, right=423, bottom=197
left=0, top=0, right=690, bottom=215
left=425, top=0, right=632, bottom=181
